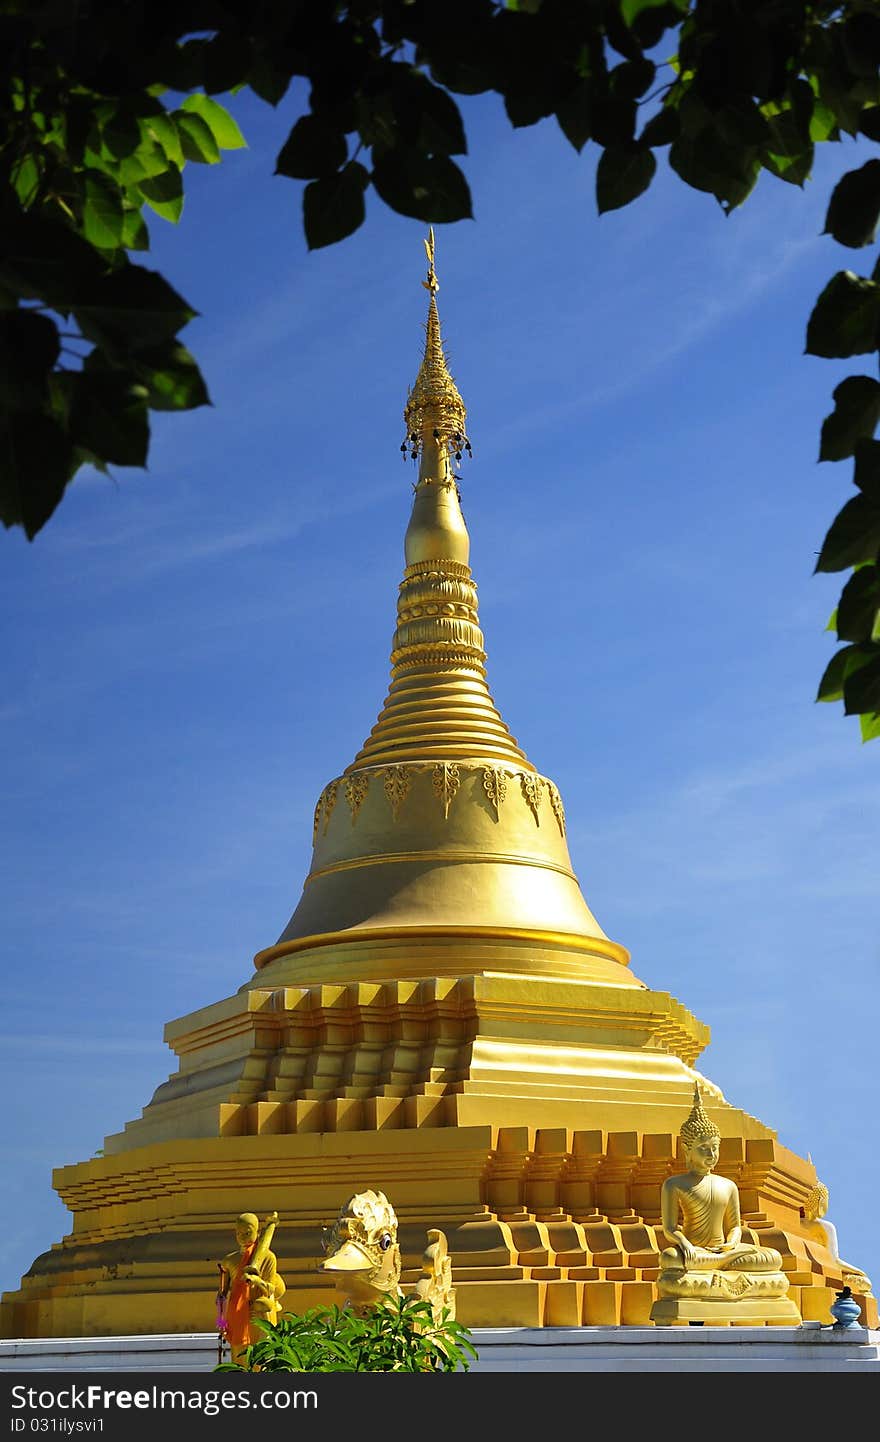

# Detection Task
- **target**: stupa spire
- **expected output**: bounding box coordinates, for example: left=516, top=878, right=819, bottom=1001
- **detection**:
left=350, top=230, right=527, bottom=767
left=259, top=230, right=629, bottom=976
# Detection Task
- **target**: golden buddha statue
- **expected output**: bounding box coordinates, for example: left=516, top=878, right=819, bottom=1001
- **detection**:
left=803, top=1174, right=872, bottom=1297
left=217, top=1210, right=286, bottom=1363
left=650, top=1084, right=801, bottom=1325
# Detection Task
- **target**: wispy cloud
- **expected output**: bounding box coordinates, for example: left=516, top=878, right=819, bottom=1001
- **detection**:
left=570, top=731, right=877, bottom=911
left=481, top=230, right=819, bottom=459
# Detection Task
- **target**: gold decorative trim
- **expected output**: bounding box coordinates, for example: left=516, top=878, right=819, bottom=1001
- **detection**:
left=344, top=773, right=369, bottom=824
left=520, top=771, right=543, bottom=824
left=482, top=766, right=509, bottom=820
left=254, top=924, right=632, bottom=971
left=548, top=782, right=566, bottom=837
left=334, top=761, right=568, bottom=826
left=322, top=780, right=338, bottom=835
left=403, top=559, right=472, bottom=580
left=304, top=848, right=579, bottom=885
left=432, top=762, right=460, bottom=818
left=312, top=796, right=323, bottom=847
left=383, top=765, right=411, bottom=821
left=390, top=645, right=487, bottom=667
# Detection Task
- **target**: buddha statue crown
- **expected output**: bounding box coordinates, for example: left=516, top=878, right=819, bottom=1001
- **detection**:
left=679, top=1080, right=720, bottom=1146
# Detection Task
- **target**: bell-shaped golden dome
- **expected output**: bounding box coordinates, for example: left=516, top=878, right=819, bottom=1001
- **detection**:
left=255, top=235, right=637, bottom=991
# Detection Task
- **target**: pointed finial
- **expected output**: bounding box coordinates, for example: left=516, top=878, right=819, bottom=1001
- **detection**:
left=423, top=227, right=439, bottom=295
left=402, top=229, right=471, bottom=472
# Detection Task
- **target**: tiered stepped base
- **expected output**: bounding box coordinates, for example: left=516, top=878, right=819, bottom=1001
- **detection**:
left=2, top=976, right=875, bottom=1338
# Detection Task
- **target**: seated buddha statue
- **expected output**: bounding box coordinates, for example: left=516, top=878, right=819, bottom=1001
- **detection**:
left=802, top=1173, right=872, bottom=1296
left=650, top=1082, right=801, bottom=1325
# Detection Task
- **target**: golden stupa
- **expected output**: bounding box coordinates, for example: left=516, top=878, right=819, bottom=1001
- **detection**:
left=2, top=235, right=875, bottom=1338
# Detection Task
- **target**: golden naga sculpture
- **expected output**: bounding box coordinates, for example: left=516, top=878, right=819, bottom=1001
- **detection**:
left=803, top=1172, right=873, bottom=1296
left=320, top=1189, right=455, bottom=1324
left=217, top=1210, right=286, bottom=1363
left=650, top=1084, right=801, bottom=1326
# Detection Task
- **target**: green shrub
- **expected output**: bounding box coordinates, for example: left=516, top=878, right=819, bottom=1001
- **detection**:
left=215, top=1294, right=478, bottom=1373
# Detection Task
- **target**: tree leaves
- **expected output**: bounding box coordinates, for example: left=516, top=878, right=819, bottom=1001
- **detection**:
left=82, top=170, right=124, bottom=248
left=131, top=342, right=211, bottom=412
left=303, top=162, right=369, bottom=249
left=371, top=150, right=472, bottom=223
left=818, top=377, right=880, bottom=462
left=596, top=142, right=656, bottom=212
left=0, top=310, right=59, bottom=407
left=180, top=95, right=246, bottom=151
left=836, top=565, right=880, bottom=641
left=138, top=163, right=184, bottom=222
left=807, top=273, right=880, bottom=359
left=819, top=636, right=880, bottom=728
left=816, top=492, right=880, bottom=572
left=148, top=114, right=185, bottom=170
left=818, top=642, right=868, bottom=701
left=74, top=266, right=196, bottom=354
left=669, top=124, right=761, bottom=211
left=556, top=81, right=592, bottom=152
left=622, top=0, right=683, bottom=22
left=842, top=653, right=880, bottom=716
left=277, top=117, right=348, bottom=180
left=640, top=107, right=680, bottom=148
left=0, top=412, right=73, bottom=539
left=854, top=437, right=880, bottom=492
left=66, top=371, right=150, bottom=467
left=824, top=160, right=880, bottom=248
left=177, top=112, right=221, bottom=165
left=388, top=70, right=467, bottom=157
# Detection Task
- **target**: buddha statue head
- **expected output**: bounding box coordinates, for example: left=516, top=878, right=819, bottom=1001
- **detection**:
left=679, top=1080, right=720, bottom=1175
left=803, top=1178, right=829, bottom=1224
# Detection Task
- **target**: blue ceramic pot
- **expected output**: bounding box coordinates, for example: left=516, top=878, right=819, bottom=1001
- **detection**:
left=830, top=1293, right=862, bottom=1329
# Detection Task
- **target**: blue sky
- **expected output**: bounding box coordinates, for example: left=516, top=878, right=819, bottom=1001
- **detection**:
left=2, top=84, right=878, bottom=1316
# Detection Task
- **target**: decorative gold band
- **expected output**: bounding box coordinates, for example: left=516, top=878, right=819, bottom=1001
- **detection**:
left=254, top=924, right=632, bottom=971
left=303, top=848, right=580, bottom=886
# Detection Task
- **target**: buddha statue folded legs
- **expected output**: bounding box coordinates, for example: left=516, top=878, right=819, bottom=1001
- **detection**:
left=650, top=1084, right=801, bottom=1325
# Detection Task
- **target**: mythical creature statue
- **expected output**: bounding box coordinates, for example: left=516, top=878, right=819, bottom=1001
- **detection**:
left=320, top=1189, right=455, bottom=1323
left=216, top=1210, right=286, bottom=1363
left=650, top=1083, right=801, bottom=1325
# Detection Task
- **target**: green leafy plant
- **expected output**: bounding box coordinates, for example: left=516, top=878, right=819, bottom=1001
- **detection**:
left=214, top=1295, right=478, bottom=1373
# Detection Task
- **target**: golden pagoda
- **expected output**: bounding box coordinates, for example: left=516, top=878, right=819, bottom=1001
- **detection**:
left=2, top=235, right=875, bottom=1338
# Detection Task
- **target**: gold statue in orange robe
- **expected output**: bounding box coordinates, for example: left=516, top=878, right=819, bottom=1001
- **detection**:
left=217, top=1211, right=285, bottom=1363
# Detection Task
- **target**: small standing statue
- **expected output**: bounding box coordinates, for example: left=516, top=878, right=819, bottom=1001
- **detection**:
left=650, top=1082, right=801, bottom=1326
left=216, top=1210, right=286, bottom=1364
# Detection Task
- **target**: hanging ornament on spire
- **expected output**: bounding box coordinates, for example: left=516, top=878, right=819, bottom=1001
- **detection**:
left=402, top=228, right=472, bottom=470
